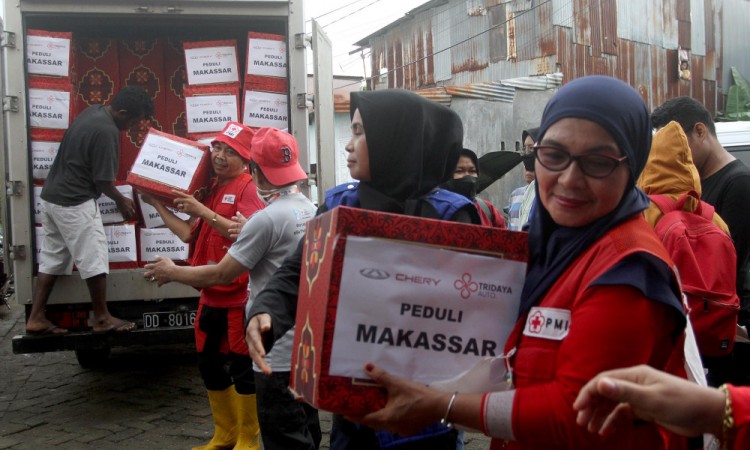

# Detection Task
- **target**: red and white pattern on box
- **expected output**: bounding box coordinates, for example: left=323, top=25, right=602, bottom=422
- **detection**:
left=246, top=75, right=288, bottom=94
left=139, top=227, right=189, bottom=265
left=105, top=223, right=138, bottom=269
left=26, top=29, right=72, bottom=79
left=183, top=85, right=240, bottom=136
left=96, top=184, right=134, bottom=224
left=183, top=39, right=240, bottom=87
left=242, top=90, right=288, bottom=130
left=291, top=206, right=529, bottom=416
left=126, top=128, right=211, bottom=204
left=28, top=77, right=72, bottom=130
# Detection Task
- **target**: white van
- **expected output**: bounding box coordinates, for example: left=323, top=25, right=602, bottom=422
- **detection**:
left=716, top=121, right=750, bottom=166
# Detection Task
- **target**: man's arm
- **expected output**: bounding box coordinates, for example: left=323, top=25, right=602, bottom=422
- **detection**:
left=144, top=252, right=247, bottom=287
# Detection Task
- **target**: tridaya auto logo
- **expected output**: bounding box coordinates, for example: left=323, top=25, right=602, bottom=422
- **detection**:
left=454, top=273, right=478, bottom=299
left=454, top=272, right=514, bottom=299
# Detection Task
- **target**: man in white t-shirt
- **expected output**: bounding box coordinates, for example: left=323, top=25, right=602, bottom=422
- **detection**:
left=144, top=127, right=319, bottom=450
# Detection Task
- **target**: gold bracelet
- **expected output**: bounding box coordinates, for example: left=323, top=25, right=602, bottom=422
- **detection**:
left=440, top=392, right=458, bottom=429
left=718, top=384, right=735, bottom=450
left=211, top=213, right=218, bottom=223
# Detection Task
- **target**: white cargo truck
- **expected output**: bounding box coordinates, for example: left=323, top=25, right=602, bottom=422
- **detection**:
left=2, top=0, right=333, bottom=366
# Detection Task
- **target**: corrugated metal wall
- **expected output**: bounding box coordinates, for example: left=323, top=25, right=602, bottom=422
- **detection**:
left=720, top=0, right=750, bottom=96
left=365, top=0, right=736, bottom=115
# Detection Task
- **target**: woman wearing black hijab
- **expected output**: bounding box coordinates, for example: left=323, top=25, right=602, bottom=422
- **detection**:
left=346, top=77, right=690, bottom=450
left=246, top=89, right=478, bottom=450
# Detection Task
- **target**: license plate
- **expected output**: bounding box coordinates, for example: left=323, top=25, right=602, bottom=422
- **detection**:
left=142, top=310, right=197, bottom=329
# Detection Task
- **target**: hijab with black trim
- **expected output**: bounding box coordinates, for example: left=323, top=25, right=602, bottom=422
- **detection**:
left=519, top=76, right=682, bottom=318
left=350, top=89, right=463, bottom=216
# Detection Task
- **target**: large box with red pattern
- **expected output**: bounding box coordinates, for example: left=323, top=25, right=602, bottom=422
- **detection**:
left=290, top=206, right=528, bottom=416
left=126, top=128, right=211, bottom=203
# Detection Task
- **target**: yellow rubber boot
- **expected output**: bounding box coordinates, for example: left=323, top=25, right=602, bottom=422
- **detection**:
left=192, top=387, right=239, bottom=450
left=233, top=391, right=260, bottom=450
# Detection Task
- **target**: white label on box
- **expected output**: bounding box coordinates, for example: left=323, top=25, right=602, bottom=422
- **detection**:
left=247, top=38, right=287, bottom=78
left=140, top=228, right=189, bottom=262
left=33, top=186, right=43, bottom=224
left=329, top=236, right=526, bottom=385
left=96, top=185, right=134, bottom=224
left=105, top=224, right=137, bottom=263
left=185, top=45, right=239, bottom=85
left=28, top=88, right=70, bottom=129
left=138, top=194, right=191, bottom=228
left=26, top=34, right=71, bottom=77
left=242, top=91, right=288, bottom=129
left=185, top=94, right=238, bottom=134
left=130, top=132, right=205, bottom=190
left=31, top=140, right=60, bottom=179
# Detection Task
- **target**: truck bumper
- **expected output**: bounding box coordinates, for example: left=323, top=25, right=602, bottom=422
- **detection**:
left=12, top=326, right=194, bottom=354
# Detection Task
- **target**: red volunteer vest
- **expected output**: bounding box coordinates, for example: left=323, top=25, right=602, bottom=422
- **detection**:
left=492, top=215, right=687, bottom=450
left=191, top=173, right=253, bottom=308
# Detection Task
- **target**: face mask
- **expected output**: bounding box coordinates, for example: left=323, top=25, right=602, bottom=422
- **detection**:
left=256, top=186, right=282, bottom=205
left=442, top=175, right=477, bottom=200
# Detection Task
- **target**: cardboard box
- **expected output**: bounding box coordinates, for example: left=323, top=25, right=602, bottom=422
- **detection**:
left=31, top=139, right=61, bottom=180
left=183, top=39, right=240, bottom=86
left=137, top=194, right=191, bottom=229
left=291, top=206, right=528, bottom=415
left=126, top=128, right=211, bottom=203
left=242, top=90, right=288, bottom=130
left=32, top=185, right=44, bottom=224
left=245, top=32, right=287, bottom=79
left=26, top=29, right=72, bottom=78
left=28, top=78, right=72, bottom=130
left=183, top=85, right=240, bottom=135
left=139, top=227, right=189, bottom=264
left=96, top=184, right=134, bottom=224
left=105, top=223, right=138, bottom=269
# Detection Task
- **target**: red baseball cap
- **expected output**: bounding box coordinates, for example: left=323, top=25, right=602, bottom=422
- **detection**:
left=251, top=127, right=307, bottom=186
left=211, top=122, right=254, bottom=160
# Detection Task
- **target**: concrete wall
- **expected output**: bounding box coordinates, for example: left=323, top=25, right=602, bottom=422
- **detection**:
left=452, top=89, right=554, bottom=216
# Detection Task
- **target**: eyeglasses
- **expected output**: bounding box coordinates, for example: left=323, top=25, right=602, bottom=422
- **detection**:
left=533, top=145, right=628, bottom=178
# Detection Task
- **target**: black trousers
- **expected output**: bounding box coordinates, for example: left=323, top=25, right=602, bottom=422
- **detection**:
left=255, top=371, right=321, bottom=450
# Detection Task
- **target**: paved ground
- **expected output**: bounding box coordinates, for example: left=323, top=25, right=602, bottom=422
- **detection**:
left=0, top=303, right=491, bottom=449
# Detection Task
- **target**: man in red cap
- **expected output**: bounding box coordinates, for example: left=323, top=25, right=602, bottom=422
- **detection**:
left=141, top=121, right=265, bottom=450
left=145, top=127, right=319, bottom=450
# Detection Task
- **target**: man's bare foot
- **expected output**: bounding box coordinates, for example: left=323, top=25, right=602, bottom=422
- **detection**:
left=26, top=319, right=69, bottom=336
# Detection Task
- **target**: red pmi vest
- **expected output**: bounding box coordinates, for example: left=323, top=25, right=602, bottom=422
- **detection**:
left=650, top=192, right=740, bottom=357
left=504, top=214, right=684, bottom=388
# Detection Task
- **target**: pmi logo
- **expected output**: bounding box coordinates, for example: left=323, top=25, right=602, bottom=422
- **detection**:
left=359, top=268, right=390, bottom=280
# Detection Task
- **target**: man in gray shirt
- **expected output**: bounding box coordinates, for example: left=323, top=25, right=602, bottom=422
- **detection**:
left=26, top=86, right=153, bottom=336
left=144, top=127, right=319, bottom=450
